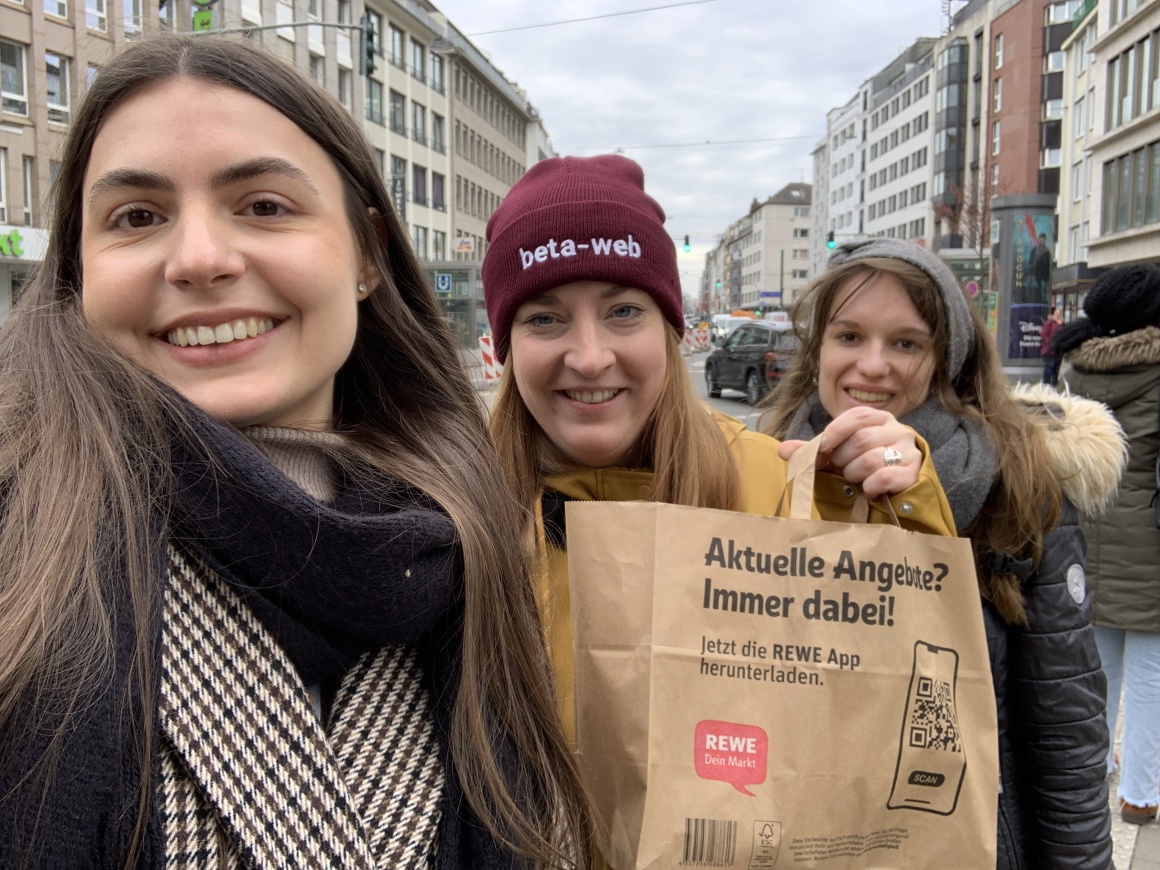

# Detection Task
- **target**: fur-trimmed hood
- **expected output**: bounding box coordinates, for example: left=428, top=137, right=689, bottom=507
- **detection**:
left=1065, top=324, right=1160, bottom=372
left=1009, top=383, right=1127, bottom=519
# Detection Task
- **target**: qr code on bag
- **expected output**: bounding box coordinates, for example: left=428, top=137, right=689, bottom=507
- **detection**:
left=908, top=677, right=962, bottom=753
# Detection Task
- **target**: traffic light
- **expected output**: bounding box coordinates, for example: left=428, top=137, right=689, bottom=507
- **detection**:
left=715, top=280, right=722, bottom=289
left=826, top=230, right=836, bottom=249
left=682, top=234, right=691, bottom=253
left=361, top=14, right=377, bottom=76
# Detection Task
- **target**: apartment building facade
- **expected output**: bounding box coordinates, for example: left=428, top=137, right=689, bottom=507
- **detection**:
left=864, top=40, right=936, bottom=245
left=1084, top=0, right=1160, bottom=269
left=0, top=0, right=127, bottom=315
left=707, top=183, right=813, bottom=314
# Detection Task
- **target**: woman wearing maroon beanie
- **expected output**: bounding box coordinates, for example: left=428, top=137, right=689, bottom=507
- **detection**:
left=481, top=154, right=957, bottom=747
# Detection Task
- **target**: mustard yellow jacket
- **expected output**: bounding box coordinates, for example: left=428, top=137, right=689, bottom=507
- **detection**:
left=536, top=412, right=956, bottom=740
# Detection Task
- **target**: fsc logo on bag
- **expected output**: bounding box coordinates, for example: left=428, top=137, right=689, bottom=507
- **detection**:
left=694, top=719, right=768, bottom=796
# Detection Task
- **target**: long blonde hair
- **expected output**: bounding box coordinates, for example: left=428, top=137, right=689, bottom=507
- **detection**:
left=491, top=327, right=739, bottom=510
left=0, top=34, right=594, bottom=868
left=765, top=258, right=1061, bottom=625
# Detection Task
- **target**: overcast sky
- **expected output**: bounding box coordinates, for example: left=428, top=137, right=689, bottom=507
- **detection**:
left=434, top=0, right=957, bottom=293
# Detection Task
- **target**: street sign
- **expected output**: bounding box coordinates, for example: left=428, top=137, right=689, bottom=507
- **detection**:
left=434, top=272, right=452, bottom=295
left=454, top=236, right=474, bottom=253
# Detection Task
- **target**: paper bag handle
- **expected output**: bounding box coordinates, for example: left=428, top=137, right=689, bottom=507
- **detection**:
left=777, top=433, right=900, bottom=526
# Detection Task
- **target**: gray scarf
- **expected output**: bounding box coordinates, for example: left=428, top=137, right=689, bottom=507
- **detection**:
left=786, top=394, right=997, bottom=532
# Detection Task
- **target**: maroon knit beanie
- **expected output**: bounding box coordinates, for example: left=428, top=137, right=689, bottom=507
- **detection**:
left=482, top=154, right=684, bottom=361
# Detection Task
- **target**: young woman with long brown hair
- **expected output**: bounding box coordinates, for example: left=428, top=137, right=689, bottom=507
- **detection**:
left=763, top=237, right=1122, bottom=868
left=0, top=34, right=594, bottom=869
left=482, top=155, right=958, bottom=749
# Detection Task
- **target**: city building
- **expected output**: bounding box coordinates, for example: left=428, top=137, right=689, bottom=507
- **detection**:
left=1084, top=0, right=1160, bottom=270
left=0, top=0, right=123, bottom=314
left=863, top=38, right=936, bottom=245
left=809, top=136, right=830, bottom=276
left=704, top=183, right=812, bottom=315
left=1054, top=0, right=1103, bottom=315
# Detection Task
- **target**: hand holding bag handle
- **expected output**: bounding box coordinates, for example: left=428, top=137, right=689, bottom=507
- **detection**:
left=779, top=433, right=899, bottom=526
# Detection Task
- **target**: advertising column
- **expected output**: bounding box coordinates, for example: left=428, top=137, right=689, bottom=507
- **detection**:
left=990, top=194, right=1056, bottom=373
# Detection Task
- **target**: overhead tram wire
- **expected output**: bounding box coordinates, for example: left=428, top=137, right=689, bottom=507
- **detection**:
left=465, top=0, right=718, bottom=37
left=558, top=134, right=822, bottom=153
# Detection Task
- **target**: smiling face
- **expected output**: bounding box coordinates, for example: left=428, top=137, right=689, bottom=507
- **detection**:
left=80, top=78, right=369, bottom=430
left=508, top=281, right=668, bottom=468
left=817, top=271, right=936, bottom=420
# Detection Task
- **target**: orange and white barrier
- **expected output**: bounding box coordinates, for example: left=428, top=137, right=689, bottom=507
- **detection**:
left=694, top=326, right=712, bottom=351
left=478, top=334, right=503, bottom=384
left=680, top=330, right=696, bottom=356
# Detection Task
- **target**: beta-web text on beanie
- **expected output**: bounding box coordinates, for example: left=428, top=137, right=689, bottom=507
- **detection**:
left=518, top=235, right=642, bottom=270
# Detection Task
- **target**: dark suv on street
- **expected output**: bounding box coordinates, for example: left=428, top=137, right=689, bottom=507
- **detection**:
left=705, top=321, right=798, bottom=405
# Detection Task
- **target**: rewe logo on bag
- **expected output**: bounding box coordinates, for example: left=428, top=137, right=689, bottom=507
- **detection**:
left=518, top=235, right=642, bottom=269
left=694, top=719, right=768, bottom=796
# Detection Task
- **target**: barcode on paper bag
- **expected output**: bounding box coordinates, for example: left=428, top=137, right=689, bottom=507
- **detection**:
left=680, top=817, right=737, bottom=866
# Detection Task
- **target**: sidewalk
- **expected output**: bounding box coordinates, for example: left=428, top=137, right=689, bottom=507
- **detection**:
left=1110, top=703, right=1159, bottom=868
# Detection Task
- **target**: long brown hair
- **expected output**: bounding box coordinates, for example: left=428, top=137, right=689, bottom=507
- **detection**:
left=491, top=326, right=739, bottom=510
left=764, top=258, right=1061, bottom=625
left=0, top=34, right=594, bottom=868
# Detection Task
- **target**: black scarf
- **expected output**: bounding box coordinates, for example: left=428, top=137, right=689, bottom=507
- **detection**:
left=786, top=394, right=998, bottom=531
left=168, top=400, right=462, bottom=686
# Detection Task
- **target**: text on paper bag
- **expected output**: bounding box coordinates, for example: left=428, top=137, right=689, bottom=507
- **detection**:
left=694, top=720, right=768, bottom=797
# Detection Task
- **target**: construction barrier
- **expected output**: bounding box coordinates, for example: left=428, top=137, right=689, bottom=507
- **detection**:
left=694, top=325, right=712, bottom=351
left=478, top=334, right=503, bottom=384
left=680, top=330, right=696, bottom=356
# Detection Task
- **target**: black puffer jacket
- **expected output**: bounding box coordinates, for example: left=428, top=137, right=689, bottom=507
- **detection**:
left=984, top=385, right=1125, bottom=869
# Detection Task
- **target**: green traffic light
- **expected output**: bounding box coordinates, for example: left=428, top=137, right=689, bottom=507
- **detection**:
left=682, top=234, right=691, bottom=253
left=826, top=230, right=836, bottom=249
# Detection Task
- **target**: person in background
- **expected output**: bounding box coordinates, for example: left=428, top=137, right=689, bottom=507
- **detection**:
left=1041, top=305, right=1064, bottom=385
left=481, top=154, right=957, bottom=749
left=0, top=34, right=594, bottom=868
left=764, top=237, right=1121, bottom=868
left=1057, top=263, right=1160, bottom=827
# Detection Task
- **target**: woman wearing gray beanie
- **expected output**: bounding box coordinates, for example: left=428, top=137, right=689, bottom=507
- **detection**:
left=764, top=237, right=1124, bottom=867
left=1059, top=263, right=1160, bottom=826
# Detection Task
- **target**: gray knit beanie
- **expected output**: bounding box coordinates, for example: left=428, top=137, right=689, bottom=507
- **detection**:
left=827, top=237, right=974, bottom=379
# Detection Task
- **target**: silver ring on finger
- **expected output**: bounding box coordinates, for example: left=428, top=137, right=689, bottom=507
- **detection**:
left=883, top=447, right=904, bottom=467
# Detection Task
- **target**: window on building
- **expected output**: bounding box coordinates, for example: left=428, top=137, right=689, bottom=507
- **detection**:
left=430, top=53, right=444, bottom=93
left=86, top=0, right=106, bottom=30
left=992, top=163, right=1000, bottom=188
left=337, top=67, right=351, bottom=108
left=410, top=39, right=424, bottom=82
left=1, top=41, right=28, bottom=116
left=124, top=0, right=142, bottom=33
left=993, top=78, right=1002, bottom=113
left=389, top=155, right=406, bottom=217
left=0, top=147, right=6, bottom=222
left=388, top=89, right=404, bottom=134
left=793, top=228, right=809, bottom=238
left=991, top=121, right=1001, bottom=156
left=45, top=52, right=70, bottom=124
left=431, top=113, right=444, bottom=153
left=411, top=101, right=425, bottom=144
left=412, top=225, right=427, bottom=259
left=412, top=164, right=426, bottom=206
left=21, top=155, right=34, bottom=225
left=372, top=147, right=385, bottom=177
left=309, top=54, right=324, bottom=86
left=794, top=206, right=810, bottom=217
left=793, top=248, right=808, bottom=259
left=994, top=34, right=1003, bottom=69
left=432, top=172, right=445, bottom=210
left=44, top=0, right=67, bottom=18
left=1044, top=50, right=1066, bottom=73
left=365, top=80, right=383, bottom=125
left=432, top=230, right=446, bottom=260
left=388, top=23, right=404, bottom=68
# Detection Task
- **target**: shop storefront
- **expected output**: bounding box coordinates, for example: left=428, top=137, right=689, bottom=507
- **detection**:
left=0, top=226, right=49, bottom=324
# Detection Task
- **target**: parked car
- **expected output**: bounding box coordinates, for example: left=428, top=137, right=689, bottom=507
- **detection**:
left=704, top=321, right=799, bottom=405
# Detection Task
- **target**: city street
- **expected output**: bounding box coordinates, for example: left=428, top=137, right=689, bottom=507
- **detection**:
left=685, top=350, right=767, bottom=430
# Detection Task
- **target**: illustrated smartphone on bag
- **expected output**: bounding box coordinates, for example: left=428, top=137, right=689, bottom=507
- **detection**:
left=886, top=641, right=966, bottom=815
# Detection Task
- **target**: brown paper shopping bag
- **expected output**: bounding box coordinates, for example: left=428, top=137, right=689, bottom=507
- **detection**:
left=566, top=437, right=997, bottom=869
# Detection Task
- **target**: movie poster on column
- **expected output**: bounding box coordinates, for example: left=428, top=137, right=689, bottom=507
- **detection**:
left=1008, top=213, right=1054, bottom=359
